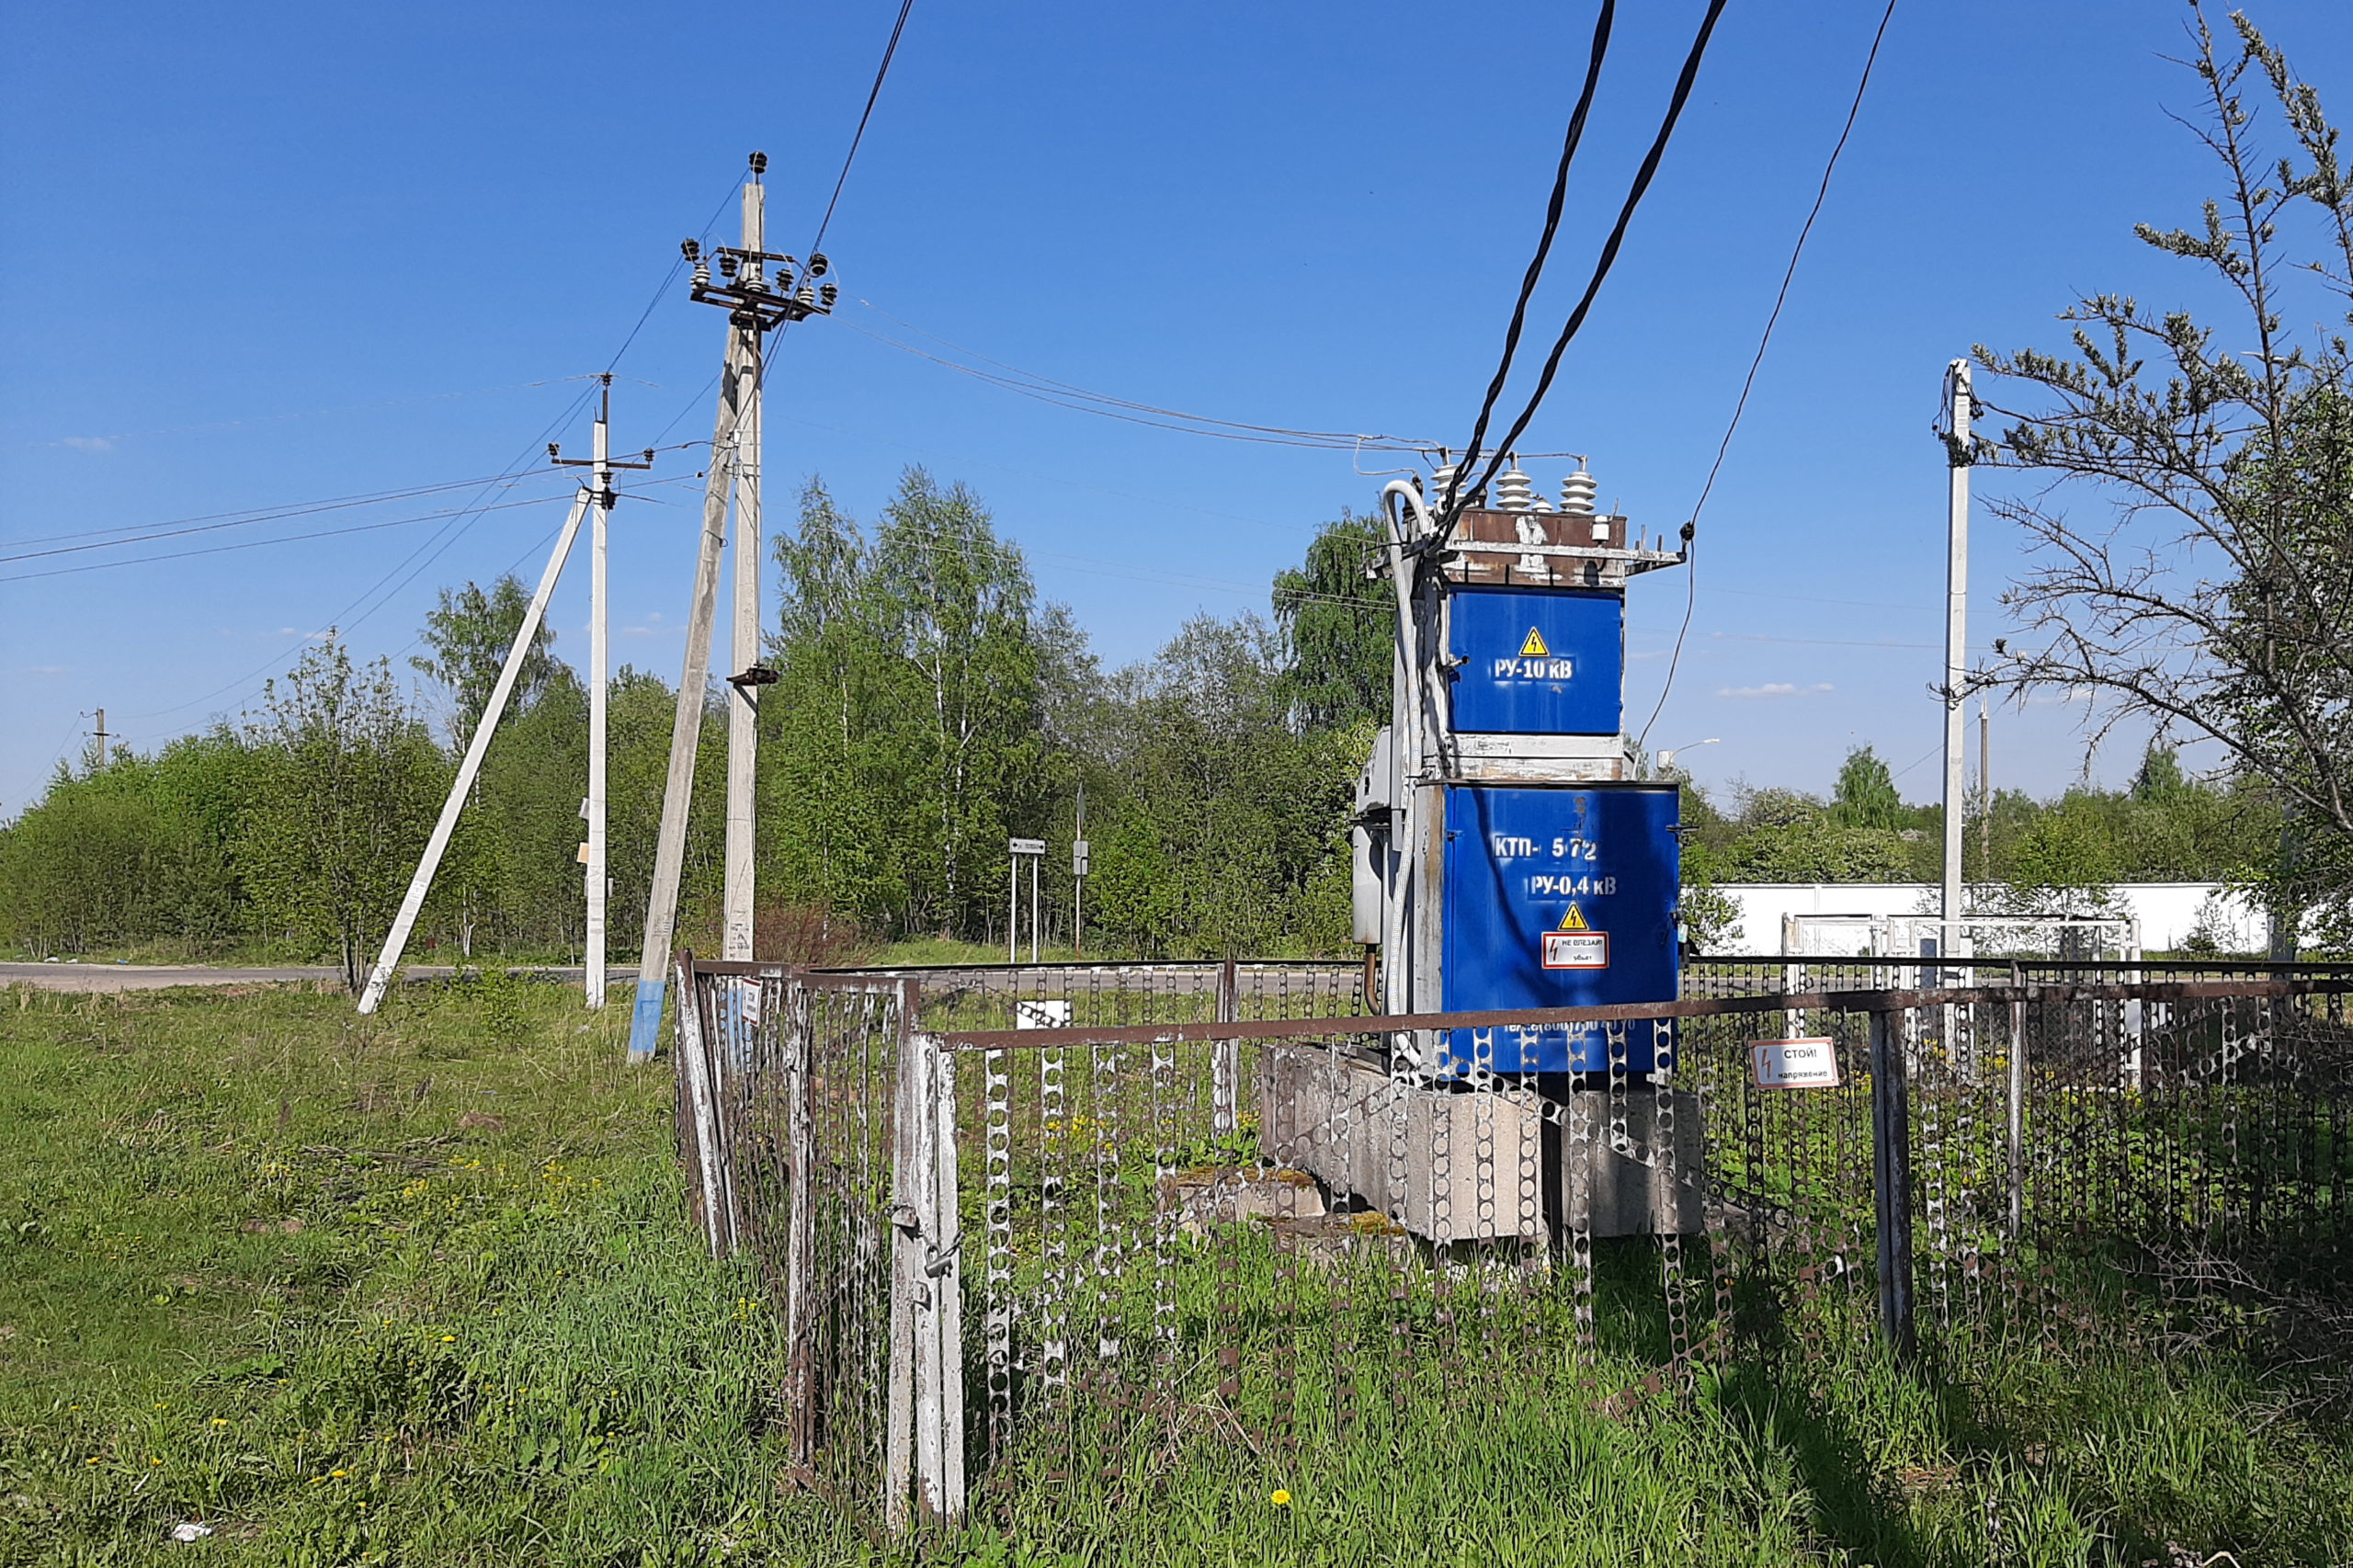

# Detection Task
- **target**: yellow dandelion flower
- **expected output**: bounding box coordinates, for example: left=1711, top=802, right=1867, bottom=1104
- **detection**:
left=85, top=1457, right=100, bottom=1465
left=440, top=1335, right=456, bottom=1343
left=210, top=1417, right=229, bottom=1426
left=331, top=1468, right=348, bottom=1478
left=1270, top=1489, right=1291, bottom=1506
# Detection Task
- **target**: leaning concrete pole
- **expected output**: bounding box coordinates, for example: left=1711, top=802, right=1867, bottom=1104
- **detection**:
left=358, top=487, right=592, bottom=1015
left=625, top=334, right=748, bottom=1062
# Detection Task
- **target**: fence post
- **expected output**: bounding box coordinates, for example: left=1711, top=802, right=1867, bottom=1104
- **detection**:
left=783, top=978, right=816, bottom=1466
left=929, top=1040, right=966, bottom=1521
left=885, top=1026, right=918, bottom=1529
left=1870, top=1007, right=1916, bottom=1362
left=888, top=1030, right=966, bottom=1529
left=2006, top=996, right=2026, bottom=1242
left=675, top=955, right=730, bottom=1257
left=1212, top=958, right=1239, bottom=1139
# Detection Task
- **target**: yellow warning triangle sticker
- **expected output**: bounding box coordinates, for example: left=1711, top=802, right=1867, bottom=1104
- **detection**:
left=1518, top=627, right=1550, bottom=657
left=1557, top=903, right=1589, bottom=932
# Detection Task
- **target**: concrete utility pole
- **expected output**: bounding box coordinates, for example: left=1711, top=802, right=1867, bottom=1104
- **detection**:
left=551, top=379, right=653, bottom=1009
left=1940, top=359, right=1973, bottom=967
left=90, top=710, right=110, bottom=768
left=358, top=488, right=593, bottom=1015
left=625, top=152, right=837, bottom=1062
left=723, top=175, right=767, bottom=965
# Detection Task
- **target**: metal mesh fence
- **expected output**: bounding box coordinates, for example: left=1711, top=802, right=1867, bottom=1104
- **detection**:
left=675, top=957, right=2353, bottom=1531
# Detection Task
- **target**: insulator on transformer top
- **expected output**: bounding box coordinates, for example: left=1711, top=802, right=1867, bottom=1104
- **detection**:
left=1559, top=462, right=1598, bottom=517
left=1494, top=457, right=1539, bottom=512
left=1428, top=462, right=1461, bottom=510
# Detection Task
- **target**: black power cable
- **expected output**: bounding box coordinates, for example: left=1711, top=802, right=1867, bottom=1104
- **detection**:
left=1438, top=0, right=1617, bottom=520
left=812, top=0, right=917, bottom=258
left=733, top=0, right=921, bottom=415
left=1433, top=0, right=1732, bottom=551
left=1635, top=0, right=1901, bottom=752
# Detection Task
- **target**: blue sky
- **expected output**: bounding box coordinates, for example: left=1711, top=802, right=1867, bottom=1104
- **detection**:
left=6, top=0, right=2349, bottom=817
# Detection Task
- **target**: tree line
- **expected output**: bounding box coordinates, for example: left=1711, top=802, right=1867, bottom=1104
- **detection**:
left=0, top=463, right=2301, bottom=974
left=0, top=472, right=1387, bottom=972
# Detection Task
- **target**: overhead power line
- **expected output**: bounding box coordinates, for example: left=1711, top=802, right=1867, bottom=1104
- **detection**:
left=1438, top=0, right=1732, bottom=543
left=844, top=314, right=1439, bottom=453
left=811, top=0, right=917, bottom=256
left=1636, top=0, right=1901, bottom=750
left=0, top=480, right=697, bottom=585
left=0, top=470, right=574, bottom=562
left=1441, top=0, right=1616, bottom=517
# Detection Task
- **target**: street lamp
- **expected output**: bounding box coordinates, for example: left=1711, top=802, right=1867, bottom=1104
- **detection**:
left=1655, top=737, right=1720, bottom=776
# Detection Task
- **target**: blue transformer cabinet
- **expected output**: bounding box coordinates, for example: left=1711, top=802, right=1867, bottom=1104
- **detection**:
left=1448, top=586, right=1624, bottom=736
left=1438, top=781, right=1679, bottom=1074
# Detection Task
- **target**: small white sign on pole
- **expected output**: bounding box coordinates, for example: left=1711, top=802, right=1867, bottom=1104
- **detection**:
left=1008, top=837, right=1046, bottom=856
left=1750, top=1037, right=1841, bottom=1090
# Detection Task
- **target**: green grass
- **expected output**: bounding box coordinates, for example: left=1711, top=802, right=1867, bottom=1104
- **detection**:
left=0, top=977, right=862, bottom=1565
left=868, top=937, right=1075, bottom=968
left=4, top=981, right=2348, bottom=1564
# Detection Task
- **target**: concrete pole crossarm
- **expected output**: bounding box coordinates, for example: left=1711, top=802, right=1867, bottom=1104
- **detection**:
left=358, top=488, right=592, bottom=1015
left=626, top=334, right=747, bottom=1062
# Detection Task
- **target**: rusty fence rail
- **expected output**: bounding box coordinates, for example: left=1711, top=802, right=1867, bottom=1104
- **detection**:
left=673, top=957, right=2353, bottom=1531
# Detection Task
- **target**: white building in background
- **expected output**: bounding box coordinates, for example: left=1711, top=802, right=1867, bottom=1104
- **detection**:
left=1705, top=883, right=2271, bottom=958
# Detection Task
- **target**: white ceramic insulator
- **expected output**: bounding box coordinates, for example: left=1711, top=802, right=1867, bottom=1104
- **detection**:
left=1495, top=461, right=1538, bottom=512
left=1559, top=467, right=1598, bottom=516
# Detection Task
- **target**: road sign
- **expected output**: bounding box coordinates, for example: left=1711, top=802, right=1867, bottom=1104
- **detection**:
left=1072, top=838, right=1090, bottom=876
left=1009, top=837, right=1046, bottom=856
left=1750, top=1037, right=1841, bottom=1090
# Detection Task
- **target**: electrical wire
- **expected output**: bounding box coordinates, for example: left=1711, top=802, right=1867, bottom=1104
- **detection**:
left=604, top=176, right=749, bottom=376
left=1634, top=0, right=1900, bottom=750
left=1439, top=0, right=1732, bottom=541
left=0, top=471, right=575, bottom=563
left=107, top=175, right=744, bottom=733
left=811, top=0, right=917, bottom=257
left=842, top=314, right=1438, bottom=451
left=1439, top=0, right=1616, bottom=518
left=0, top=478, right=699, bottom=585
left=118, top=381, right=604, bottom=723
left=710, top=0, right=922, bottom=428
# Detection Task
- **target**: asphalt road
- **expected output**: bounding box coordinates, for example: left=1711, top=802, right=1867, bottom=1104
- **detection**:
left=0, top=963, right=639, bottom=994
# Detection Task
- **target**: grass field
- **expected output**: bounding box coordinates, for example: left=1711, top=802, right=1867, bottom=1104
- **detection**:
left=3, top=981, right=2348, bottom=1565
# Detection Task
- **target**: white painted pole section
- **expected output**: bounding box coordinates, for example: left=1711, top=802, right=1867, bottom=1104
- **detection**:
left=1941, top=359, right=1972, bottom=969
left=722, top=176, right=765, bottom=964
left=625, top=335, right=745, bottom=1062
left=357, top=489, right=591, bottom=1014
left=585, top=399, right=610, bottom=1008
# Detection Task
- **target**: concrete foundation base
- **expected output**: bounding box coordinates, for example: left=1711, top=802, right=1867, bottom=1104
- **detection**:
left=1260, top=1048, right=1705, bottom=1243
